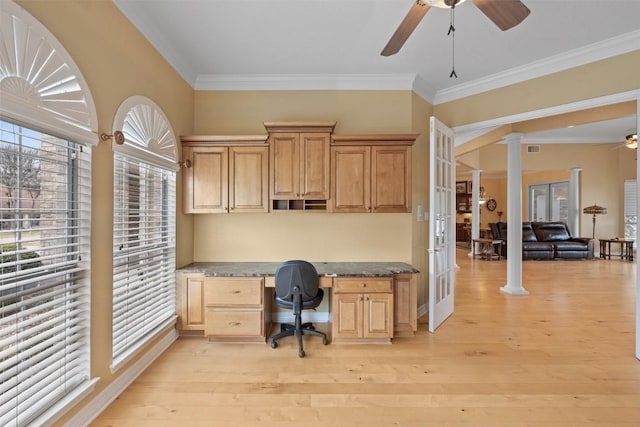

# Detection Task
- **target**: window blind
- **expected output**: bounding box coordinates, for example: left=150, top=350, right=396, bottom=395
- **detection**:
left=0, top=120, right=91, bottom=426
left=624, top=179, right=637, bottom=242
left=112, top=153, right=176, bottom=368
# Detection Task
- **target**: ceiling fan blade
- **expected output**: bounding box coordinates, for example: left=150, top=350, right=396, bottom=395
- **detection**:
left=472, top=0, right=530, bottom=31
left=381, top=2, right=431, bottom=57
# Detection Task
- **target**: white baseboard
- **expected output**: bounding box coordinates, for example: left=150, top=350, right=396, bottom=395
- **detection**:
left=64, top=328, right=179, bottom=427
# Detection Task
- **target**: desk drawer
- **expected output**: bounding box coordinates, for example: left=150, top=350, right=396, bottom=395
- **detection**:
left=204, top=277, right=263, bottom=306
left=205, top=308, right=263, bottom=337
left=333, top=277, right=392, bottom=293
left=264, top=275, right=333, bottom=288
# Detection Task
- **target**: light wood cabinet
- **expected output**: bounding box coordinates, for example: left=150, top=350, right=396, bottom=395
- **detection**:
left=181, top=136, right=269, bottom=214
left=176, top=269, right=417, bottom=341
left=264, top=122, right=335, bottom=211
left=393, top=273, right=417, bottom=334
left=332, top=277, right=393, bottom=343
left=330, top=135, right=416, bottom=213
left=203, top=277, right=271, bottom=342
left=175, top=272, right=206, bottom=333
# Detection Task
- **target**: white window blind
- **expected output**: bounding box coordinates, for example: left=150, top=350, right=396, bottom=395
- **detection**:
left=0, top=120, right=91, bottom=426
left=112, top=153, right=176, bottom=368
left=624, top=179, right=637, bottom=243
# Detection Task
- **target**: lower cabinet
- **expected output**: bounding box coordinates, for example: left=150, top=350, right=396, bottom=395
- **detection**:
left=175, top=273, right=206, bottom=333
left=331, top=277, right=393, bottom=343
left=393, top=273, right=417, bottom=334
left=203, top=277, right=271, bottom=342
left=176, top=272, right=416, bottom=343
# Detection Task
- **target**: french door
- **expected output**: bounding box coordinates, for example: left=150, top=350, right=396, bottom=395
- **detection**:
left=428, top=117, right=455, bottom=332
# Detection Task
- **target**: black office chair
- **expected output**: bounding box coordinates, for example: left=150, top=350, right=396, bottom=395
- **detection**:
left=270, top=260, right=329, bottom=357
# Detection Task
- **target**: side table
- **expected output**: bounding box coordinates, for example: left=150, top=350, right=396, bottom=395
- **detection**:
left=472, top=238, right=502, bottom=261
left=599, top=238, right=634, bottom=261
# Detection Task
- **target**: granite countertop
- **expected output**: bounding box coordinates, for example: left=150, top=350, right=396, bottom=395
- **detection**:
left=176, top=262, right=419, bottom=277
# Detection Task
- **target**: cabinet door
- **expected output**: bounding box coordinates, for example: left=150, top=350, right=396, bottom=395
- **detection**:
left=299, top=133, right=330, bottom=199
left=332, top=293, right=363, bottom=339
left=330, top=146, right=370, bottom=212
left=393, top=274, right=417, bottom=333
left=176, top=273, right=205, bottom=332
left=183, top=146, right=228, bottom=213
left=371, top=146, right=411, bottom=213
left=270, top=133, right=299, bottom=199
left=229, top=146, right=269, bottom=213
left=364, top=293, right=393, bottom=339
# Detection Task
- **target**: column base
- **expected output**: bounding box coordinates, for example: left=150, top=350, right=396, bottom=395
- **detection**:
left=500, top=285, right=529, bottom=295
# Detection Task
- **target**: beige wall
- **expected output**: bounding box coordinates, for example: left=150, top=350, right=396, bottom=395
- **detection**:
left=15, top=1, right=194, bottom=425
left=435, top=51, right=640, bottom=128
left=191, top=90, right=417, bottom=264
left=410, top=93, right=433, bottom=308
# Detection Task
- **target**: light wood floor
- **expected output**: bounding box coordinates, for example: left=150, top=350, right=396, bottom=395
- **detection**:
left=91, top=251, right=640, bottom=426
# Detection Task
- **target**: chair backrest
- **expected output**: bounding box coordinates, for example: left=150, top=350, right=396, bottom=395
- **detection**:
left=274, top=260, right=319, bottom=302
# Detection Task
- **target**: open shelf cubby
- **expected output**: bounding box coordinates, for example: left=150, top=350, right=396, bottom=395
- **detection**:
left=271, top=199, right=327, bottom=212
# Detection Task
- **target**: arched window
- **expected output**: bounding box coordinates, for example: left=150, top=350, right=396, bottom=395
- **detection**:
left=0, top=1, right=96, bottom=425
left=110, top=96, right=178, bottom=370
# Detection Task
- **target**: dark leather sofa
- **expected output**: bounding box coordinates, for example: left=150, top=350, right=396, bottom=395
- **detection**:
left=489, top=221, right=594, bottom=260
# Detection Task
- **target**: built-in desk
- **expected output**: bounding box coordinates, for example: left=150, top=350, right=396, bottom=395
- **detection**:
left=175, top=262, right=418, bottom=344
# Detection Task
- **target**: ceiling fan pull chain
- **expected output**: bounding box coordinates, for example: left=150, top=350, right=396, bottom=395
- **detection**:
left=449, top=4, right=457, bottom=78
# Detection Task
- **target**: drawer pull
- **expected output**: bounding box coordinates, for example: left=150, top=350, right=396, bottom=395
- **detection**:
left=229, top=321, right=241, bottom=326
left=362, top=283, right=367, bottom=287
left=232, top=290, right=241, bottom=294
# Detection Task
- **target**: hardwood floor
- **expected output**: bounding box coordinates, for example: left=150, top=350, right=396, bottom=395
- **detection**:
left=91, top=250, right=640, bottom=426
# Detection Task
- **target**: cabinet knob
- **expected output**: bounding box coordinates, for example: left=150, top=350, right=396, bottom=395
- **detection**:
left=178, top=159, right=192, bottom=168
left=362, top=283, right=367, bottom=287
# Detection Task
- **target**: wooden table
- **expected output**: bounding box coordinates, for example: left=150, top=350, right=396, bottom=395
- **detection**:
left=472, top=238, right=502, bottom=260
left=599, top=238, right=634, bottom=261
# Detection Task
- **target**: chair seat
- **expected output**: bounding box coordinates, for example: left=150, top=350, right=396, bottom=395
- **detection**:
left=274, top=288, right=324, bottom=310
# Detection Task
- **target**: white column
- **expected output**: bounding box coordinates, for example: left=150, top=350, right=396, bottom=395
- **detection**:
left=568, top=168, right=582, bottom=238
left=500, top=133, right=529, bottom=296
left=469, top=170, right=482, bottom=256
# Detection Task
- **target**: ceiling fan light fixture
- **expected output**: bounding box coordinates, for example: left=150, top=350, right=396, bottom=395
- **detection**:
left=625, top=133, right=638, bottom=149
left=422, top=0, right=467, bottom=8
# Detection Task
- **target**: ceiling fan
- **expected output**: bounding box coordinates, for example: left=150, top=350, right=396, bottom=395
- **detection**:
left=381, top=0, right=531, bottom=57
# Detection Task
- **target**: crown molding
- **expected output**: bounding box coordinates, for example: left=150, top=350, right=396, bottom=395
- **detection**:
left=194, top=73, right=419, bottom=92
left=433, top=29, right=640, bottom=105
left=412, top=75, right=437, bottom=104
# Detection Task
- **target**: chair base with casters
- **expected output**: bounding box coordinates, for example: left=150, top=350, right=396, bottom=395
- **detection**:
left=270, top=260, right=329, bottom=357
left=270, top=288, right=329, bottom=357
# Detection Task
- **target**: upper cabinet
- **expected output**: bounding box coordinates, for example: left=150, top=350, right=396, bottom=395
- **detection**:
left=264, top=122, right=335, bottom=211
left=181, top=135, right=269, bottom=214
left=330, top=135, right=416, bottom=213
left=180, top=125, right=417, bottom=215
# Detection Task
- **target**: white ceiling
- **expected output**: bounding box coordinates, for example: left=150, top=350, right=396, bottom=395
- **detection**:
left=114, top=0, right=639, bottom=140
